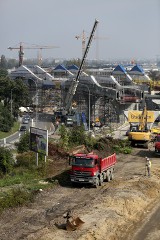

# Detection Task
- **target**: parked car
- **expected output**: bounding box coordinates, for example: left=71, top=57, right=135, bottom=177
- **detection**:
left=23, top=115, right=30, bottom=121
left=19, top=125, right=27, bottom=132
left=22, top=117, right=29, bottom=124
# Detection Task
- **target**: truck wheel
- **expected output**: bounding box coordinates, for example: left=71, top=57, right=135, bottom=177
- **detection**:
left=103, top=172, right=107, bottom=181
left=131, top=141, right=135, bottom=147
left=94, top=177, right=100, bottom=188
left=144, top=142, right=148, bottom=149
left=106, top=171, right=110, bottom=182
left=99, top=174, right=104, bottom=186
left=110, top=169, right=114, bottom=180
left=71, top=182, right=77, bottom=187
left=110, top=172, right=114, bottom=180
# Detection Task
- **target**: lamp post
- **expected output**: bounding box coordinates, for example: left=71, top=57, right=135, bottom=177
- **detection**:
left=79, top=84, right=91, bottom=131
left=11, top=87, right=16, bottom=117
left=30, top=79, right=38, bottom=123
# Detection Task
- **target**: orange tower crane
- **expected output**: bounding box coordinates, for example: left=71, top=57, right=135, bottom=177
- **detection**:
left=8, top=42, right=59, bottom=66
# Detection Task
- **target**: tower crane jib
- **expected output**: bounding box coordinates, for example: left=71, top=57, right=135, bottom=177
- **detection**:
left=8, top=42, right=59, bottom=66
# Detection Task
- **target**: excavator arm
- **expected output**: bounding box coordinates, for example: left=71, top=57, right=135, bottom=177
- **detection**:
left=139, top=105, right=148, bottom=131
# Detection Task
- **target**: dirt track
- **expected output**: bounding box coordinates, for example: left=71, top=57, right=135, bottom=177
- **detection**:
left=1, top=146, right=160, bottom=240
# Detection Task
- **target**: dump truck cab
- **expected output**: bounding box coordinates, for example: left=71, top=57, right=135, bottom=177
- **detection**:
left=69, top=153, right=99, bottom=184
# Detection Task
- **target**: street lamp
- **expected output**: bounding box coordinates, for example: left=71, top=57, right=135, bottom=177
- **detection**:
left=11, top=87, right=16, bottom=117
left=79, top=83, right=91, bottom=131
left=29, top=79, right=38, bottom=123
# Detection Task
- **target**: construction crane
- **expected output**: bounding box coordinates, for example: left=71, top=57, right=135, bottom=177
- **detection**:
left=65, top=19, right=99, bottom=113
left=75, top=26, right=108, bottom=60
left=8, top=42, right=59, bottom=66
left=75, top=30, right=87, bottom=59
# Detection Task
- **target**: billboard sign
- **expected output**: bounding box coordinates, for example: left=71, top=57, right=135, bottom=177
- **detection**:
left=124, top=110, right=159, bottom=124
left=127, top=110, right=155, bottom=123
left=30, top=127, right=48, bottom=155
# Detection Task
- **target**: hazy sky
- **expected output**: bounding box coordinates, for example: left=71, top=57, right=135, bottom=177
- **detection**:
left=0, top=0, right=160, bottom=61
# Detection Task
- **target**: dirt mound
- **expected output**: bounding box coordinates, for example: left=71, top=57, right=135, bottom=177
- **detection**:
left=48, top=142, right=69, bottom=159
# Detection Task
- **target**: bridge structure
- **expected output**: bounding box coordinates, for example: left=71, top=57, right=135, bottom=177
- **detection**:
left=61, top=74, right=143, bottom=126
left=9, top=63, right=160, bottom=126
left=61, top=64, right=160, bottom=126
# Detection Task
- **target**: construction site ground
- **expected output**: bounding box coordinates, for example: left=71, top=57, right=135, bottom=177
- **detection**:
left=1, top=144, right=160, bottom=240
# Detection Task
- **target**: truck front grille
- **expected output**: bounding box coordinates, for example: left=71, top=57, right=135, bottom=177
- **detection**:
left=74, top=170, right=91, bottom=178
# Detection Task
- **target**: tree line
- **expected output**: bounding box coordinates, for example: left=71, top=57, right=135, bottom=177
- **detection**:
left=0, top=68, right=31, bottom=132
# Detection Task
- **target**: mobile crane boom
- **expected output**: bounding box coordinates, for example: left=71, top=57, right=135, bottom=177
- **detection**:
left=64, top=19, right=99, bottom=113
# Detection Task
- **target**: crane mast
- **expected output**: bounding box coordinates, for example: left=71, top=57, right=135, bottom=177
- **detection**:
left=65, top=19, right=99, bottom=113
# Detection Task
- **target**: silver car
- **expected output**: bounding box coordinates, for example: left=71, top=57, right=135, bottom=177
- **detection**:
left=22, top=118, right=29, bottom=124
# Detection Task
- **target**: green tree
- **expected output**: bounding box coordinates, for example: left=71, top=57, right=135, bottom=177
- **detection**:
left=0, top=104, right=14, bottom=131
left=16, top=131, right=30, bottom=153
left=59, top=124, right=69, bottom=149
left=0, top=147, right=14, bottom=175
left=0, top=68, right=8, bottom=77
left=68, top=125, right=86, bottom=146
left=11, top=78, right=31, bottom=117
left=0, top=76, right=31, bottom=118
left=7, top=59, right=18, bottom=69
left=0, top=55, right=7, bottom=69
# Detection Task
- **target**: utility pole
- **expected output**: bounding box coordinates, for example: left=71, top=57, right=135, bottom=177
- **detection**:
left=11, top=87, right=16, bottom=117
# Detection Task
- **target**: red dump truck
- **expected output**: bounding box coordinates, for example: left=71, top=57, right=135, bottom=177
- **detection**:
left=69, top=152, right=116, bottom=187
left=155, top=134, right=160, bottom=155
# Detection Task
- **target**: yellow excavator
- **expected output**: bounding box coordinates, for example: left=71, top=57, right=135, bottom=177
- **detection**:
left=128, top=105, right=152, bottom=148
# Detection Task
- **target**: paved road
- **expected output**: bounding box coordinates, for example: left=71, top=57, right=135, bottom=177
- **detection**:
left=113, top=123, right=129, bottom=139
left=0, top=113, right=55, bottom=148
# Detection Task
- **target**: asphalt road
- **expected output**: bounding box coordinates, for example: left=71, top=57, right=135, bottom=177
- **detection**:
left=0, top=113, right=55, bottom=148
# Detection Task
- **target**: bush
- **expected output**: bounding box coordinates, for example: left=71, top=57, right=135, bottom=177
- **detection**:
left=16, top=151, right=36, bottom=168
left=0, top=106, right=14, bottom=132
left=68, top=125, right=87, bottom=146
left=59, top=124, right=69, bottom=149
left=93, top=141, right=106, bottom=151
left=0, top=187, right=34, bottom=213
left=112, top=144, right=132, bottom=154
left=15, top=131, right=30, bottom=153
left=0, top=147, right=14, bottom=175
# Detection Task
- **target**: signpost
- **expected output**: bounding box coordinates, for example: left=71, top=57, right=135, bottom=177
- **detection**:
left=30, top=127, right=48, bottom=166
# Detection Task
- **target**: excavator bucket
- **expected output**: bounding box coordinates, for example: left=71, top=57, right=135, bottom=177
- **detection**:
left=66, top=220, right=76, bottom=231
left=66, top=217, right=85, bottom=231
left=74, top=217, right=85, bottom=228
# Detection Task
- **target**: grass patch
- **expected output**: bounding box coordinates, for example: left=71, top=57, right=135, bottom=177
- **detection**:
left=0, top=187, right=34, bottom=213
left=0, top=121, right=20, bottom=139
left=0, top=165, right=55, bottom=213
left=0, top=171, right=38, bottom=188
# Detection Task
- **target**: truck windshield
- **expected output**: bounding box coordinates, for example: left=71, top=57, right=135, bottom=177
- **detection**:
left=72, top=157, right=94, bottom=167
